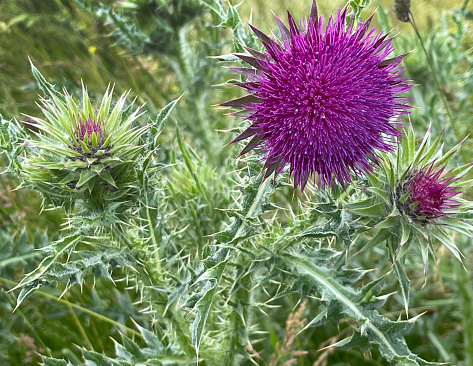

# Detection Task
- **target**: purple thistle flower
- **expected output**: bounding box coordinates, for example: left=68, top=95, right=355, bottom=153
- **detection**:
left=397, top=163, right=461, bottom=223
left=75, top=114, right=104, bottom=145
left=222, top=0, right=411, bottom=190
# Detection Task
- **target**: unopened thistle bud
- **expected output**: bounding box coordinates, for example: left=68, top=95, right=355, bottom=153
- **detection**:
left=21, top=84, right=147, bottom=213
left=348, top=123, right=473, bottom=270
left=393, top=0, right=411, bottom=22
left=396, top=163, right=460, bottom=224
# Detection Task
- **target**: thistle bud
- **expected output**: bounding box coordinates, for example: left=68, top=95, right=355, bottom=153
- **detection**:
left=21, top=84, right=147, bottom=213
left=395, top=163, right=461, bottom=224
left=348, top=123, right=473, bottom=270
left=393, top=0, right=411, bottom=22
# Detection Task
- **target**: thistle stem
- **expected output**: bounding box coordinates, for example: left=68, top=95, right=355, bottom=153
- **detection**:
left=144, top=188, right=162, bottom=274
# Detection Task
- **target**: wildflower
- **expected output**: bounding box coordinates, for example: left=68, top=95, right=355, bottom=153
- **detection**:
left=22, top=83, right=147, bottom=212
left=222, top=0, right=411, bottom=190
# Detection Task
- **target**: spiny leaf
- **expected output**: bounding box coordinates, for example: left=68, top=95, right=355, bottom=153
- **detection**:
left=284, top=253, right=431, bottom=364
left=29, top=59, right=65, bottom=102
left=12, top=234, right=83, bottom=299
left=149, top=96, right=182, bottom=143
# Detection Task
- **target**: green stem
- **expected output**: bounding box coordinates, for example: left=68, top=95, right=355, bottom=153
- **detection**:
left=67, top=301, right=94, bottom=350
left=409, top=14, right=461, bottom=143
left=1, top=289, right=53, bottom=357
left=143, top=183, right=162, bottom=273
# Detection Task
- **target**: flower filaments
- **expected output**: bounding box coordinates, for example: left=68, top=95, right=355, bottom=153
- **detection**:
left=396, top=163, right=460, bottom=224
left=73, top=113, right=104, bottom=156
left=222, top=0, right=411, bottom=190
left=22, top=84, right=147, bottom=212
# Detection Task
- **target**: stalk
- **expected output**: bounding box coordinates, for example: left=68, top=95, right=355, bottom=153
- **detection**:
left=408, top=13, right=461, bottom=143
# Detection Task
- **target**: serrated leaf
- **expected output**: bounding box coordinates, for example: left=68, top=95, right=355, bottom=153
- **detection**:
left=358, top=271, right=390, bottom=305
left=332, top=328, right=370, bottom=350
left=284, top=253, right=429, bottom=363
left=151, top=96, right=181, bottom=142
left=119, top=334, right=142, bottom=360
left=135, top=323, right=164, bottom=352
left=30, top=59, right=65, bottom=102
left=240, top=172, right=278, bottom=219
left=12, top=233, right=83, bottom=306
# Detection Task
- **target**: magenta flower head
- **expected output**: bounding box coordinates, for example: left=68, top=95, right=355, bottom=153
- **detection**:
left=222, top=0, right=411, bottom=190
left=397, top=163, right=461, bottom=223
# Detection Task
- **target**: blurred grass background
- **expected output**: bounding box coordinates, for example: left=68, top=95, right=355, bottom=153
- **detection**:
left=1, top=0, right=473, bottom=365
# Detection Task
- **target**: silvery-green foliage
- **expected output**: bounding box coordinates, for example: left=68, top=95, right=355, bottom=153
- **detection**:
left=88, top=0, right=204, bottom=56
left=0, top=115, right=27, bottom=175
left=3, top=1, right=473, bottom=365
left=42, top=322, right=192, bottom=366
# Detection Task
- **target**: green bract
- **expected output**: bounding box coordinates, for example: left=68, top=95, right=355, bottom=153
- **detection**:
left=21, top=84, right=147, bottom=213
left=349, top=123, right=473, bottom=269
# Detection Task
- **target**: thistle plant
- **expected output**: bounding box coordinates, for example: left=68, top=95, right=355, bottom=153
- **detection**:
left=0, top=64, right=183, bottom=310
left=2, top=1, right=473, bottom=365
left=222, top=0, right=411, bottom=190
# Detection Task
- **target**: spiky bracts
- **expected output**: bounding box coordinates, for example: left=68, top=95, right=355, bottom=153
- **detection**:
left=222, top=0, right=411, bottom=190
left=21, top=85, right=147, bottom=212
left=396, top=163, right=461, bottom=223
left=349, top=123, right=473, bottom=271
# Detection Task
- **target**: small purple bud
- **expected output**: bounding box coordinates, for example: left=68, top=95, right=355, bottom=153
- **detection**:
left=396, top=163, right=461, bottom=223
left=393, top=0, right=411, bottom=22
